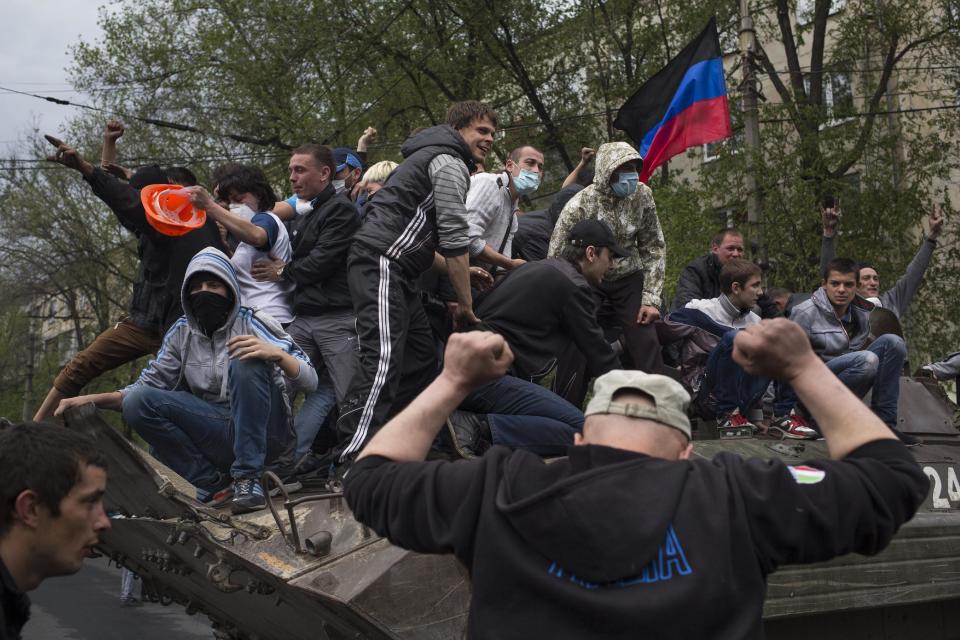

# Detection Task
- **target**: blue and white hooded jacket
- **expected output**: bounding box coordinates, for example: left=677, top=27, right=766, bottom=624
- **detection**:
left=123, top=247, right=317, bottom=410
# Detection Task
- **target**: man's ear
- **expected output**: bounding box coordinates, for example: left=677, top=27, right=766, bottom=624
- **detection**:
left=13, top=489, right=44, bottom=529
left=678, top=442, right=693, bottom=460
left=584, top=245, right=598, bottom=262
left=730, top=281, right=742, bottom=295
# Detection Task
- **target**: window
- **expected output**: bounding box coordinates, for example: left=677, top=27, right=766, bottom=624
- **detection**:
left=803, top=71, right=854, bottom=122
left=702, top=128, right=743, bottom=163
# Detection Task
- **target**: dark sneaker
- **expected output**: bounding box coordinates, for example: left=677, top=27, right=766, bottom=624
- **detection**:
left=891, top=427, right=921, bottom=447
left=913, top=365, right=936, bottom=380
left=206, top=483, right=235, bottom=508
left=443, top=411, right=493, bottom=459
left=120, top=597, right=144, bottom=608
left=771, top=413, right=819, bottom=440
left=231, top=478, right=266, bottom=514
left=196, top=473, right=232, bottom=505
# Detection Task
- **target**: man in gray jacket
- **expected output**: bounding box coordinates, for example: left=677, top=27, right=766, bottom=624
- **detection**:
left=774, top=258, right=913, bottom=444
left=56, top=248, right=318, bottom=513
left=820, top=206, right=943, bottom=318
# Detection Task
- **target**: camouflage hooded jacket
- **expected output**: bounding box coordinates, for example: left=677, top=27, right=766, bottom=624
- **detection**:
left=547, top=142, right=665, bottom=308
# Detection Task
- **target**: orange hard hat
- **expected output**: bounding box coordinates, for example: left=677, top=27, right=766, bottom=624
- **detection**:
left=140, top=184, right=206, bottom=236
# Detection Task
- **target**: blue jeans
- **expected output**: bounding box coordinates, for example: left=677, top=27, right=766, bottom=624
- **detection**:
left=462, top=375, right=584, bottom=456
left=775, top=334, right=906, bottom=428
left=293, top=381, right=337, bottom=460
left=702, top=330, right=769, bottom=417
left=122, top=359, right=290, bottom=491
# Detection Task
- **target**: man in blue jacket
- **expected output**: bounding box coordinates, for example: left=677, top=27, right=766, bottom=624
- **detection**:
left=56, top=248, right=318, bottom=513
left=343, top=322, right=925, bottom=639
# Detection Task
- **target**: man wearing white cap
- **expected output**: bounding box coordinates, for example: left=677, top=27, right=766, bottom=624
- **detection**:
left=344, top=321, right=926, bottom=639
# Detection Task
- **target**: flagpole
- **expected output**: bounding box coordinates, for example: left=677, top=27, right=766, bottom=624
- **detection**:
left=739, top=0, right=765, bottom=264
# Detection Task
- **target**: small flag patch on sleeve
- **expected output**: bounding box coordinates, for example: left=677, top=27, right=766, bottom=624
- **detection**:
left=788, top=465, right=826, bottom=484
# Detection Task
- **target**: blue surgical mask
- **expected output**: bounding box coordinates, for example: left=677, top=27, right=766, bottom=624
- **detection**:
left=512, top=168, right=540, bottom=196
left=611, top=171, right=639, bottom=198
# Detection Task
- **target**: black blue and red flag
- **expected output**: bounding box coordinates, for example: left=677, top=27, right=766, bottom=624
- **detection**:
left=613, top=17, right=732, bottom=182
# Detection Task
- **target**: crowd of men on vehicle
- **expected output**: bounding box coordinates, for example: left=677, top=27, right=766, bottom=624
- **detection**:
left=1, top=99, right=953, bottom=638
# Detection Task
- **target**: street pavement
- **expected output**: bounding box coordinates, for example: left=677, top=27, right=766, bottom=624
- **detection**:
left=23, top=556, right=214, bottom=639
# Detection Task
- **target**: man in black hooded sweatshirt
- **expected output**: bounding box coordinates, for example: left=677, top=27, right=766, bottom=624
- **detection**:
left=333, top=101, right=497, bottom=465
left=34, top=131, right=224, bottom=421
left=344, top=322, right=926, bottom=639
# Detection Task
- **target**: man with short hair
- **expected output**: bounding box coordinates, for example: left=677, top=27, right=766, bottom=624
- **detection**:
left=672, top=227, right=780, bottom=318
left=678, top=259, right=766, bottom=430
left=466, top=145, right=545, bottom=274
left=777, top=257, right=913, bottom=444
left=56, top=248, right=318, bottom=514
left=33, top=128, right=225, bottom=422
left=1, top=423, right=111, bottom=640
left=332, top=146, right=364, bottom=197
left=250, top=144, right=362, bottom=467
left=476, top=219, right=625, bottom=383
left=547, top=142, right=666, bottom=374
left=343, top=322, right=925, bottom=638
left=820, top=206, right=944, bottom=318
left=333, top=100, right=497, bottom=466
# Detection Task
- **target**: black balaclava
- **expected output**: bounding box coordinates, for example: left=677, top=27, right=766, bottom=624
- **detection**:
left=187, top=273, right=234, bottom=336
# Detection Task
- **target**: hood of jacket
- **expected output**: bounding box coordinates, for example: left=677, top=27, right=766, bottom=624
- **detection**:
left=180, top=247, right=242, bottom=334
left=495, top=445, right=690, bottom=584
left=593, top=142, right=643, bottom=197
left=400, top=124, right=476, bottom=173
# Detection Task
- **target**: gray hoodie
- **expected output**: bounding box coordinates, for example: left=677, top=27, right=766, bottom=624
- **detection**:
left=123, top=247, right=317, bottom=408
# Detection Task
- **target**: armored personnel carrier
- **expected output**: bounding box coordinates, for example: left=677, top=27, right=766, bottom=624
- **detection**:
left=63, top=374, right=959, bottom=640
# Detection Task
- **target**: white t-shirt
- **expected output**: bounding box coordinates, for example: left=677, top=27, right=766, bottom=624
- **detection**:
left=230, top=209, right=295, bottom=323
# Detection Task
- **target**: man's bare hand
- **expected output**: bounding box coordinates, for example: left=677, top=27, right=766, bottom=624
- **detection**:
left=103, top=120, right=125, bottom=142
left=453, top=306, right=482, bottom=330
left=821, top=206, right=840, bottom=237
left=440, top=331, right=513, bottom=390
left=350, top=180, right=364, bottom=202
left=53, top=396, right=95, bottom=417
left=580, top=147, right=596, bottom=164
left=357, top=126, right=378, bottom=152
left=186, top=186, right=215, bottom=210
left=732, top=319, right=820, bottom=381
left=928, top=205, right=945, bottom=240
left=251, top=258, right=285, bottom=282
left=45, top=135, right=94, bottom=177
left=228, top=335, right=282, bottom=362
left=102, top=162, right=133, bottom=180
left=637, top=305, right=660, bottom=325
left=469, top=267, right=494, bottom=291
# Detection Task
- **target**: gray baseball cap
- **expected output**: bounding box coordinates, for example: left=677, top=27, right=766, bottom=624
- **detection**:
left=585, top=370, right=692, bottom=440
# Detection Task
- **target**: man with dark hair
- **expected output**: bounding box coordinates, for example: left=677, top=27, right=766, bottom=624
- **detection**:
left=332, top=100, right=497, bottom=466
left=343, top=322, right=925, bottom=638
left=672, top=228, right=780, bottom=318
left=676, top=259, right=767, bottom=431
left=778, top=257, right=913, bottom=444
left=1, top=423, right=110, bottom=640
left=466, top=145, right=545, bottom=274
left=188, top=165, right=294, bottom=324
left=819, top=206, right=944, bottom=318
left=250, top=144, right=362, bottom=470
left=34, top=127, right=224, bottom=422
left=477, top=219, right=625, bottom=382
left=513, top=184, right=583, bottom=263
left=56, top=248, right=318, bottom=514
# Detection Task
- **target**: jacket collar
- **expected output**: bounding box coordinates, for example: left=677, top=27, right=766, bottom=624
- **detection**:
left=308, top=183, right=337, bottom=212
left=718, top=294, right=750, bottom=321
left=567, top=444, right=651, bottom=473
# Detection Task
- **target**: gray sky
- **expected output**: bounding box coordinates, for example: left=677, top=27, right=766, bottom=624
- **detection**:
left=0, top=1, right=105, bottom=157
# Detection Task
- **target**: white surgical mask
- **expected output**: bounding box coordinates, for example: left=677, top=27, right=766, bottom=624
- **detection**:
left=294, top=198, right=313, bottom=216
left=228, top=203, right=256, bottom=220
left=332, top=179, right=346, bottom=193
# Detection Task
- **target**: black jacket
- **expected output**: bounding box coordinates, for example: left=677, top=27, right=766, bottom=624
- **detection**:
left=283, top=184, right=360, bottom=314
left=345, top=439, right=926, bottom=639
left=475, top=259, right=618, bottom=381
left=0, top=558, right=28, bottom=640
left=352, top=125, right=475, bottom=278
left=673, top=253, right=781, bottom=319
left=513, top=185, right=583, bottom=262
left=85, top=166, right=225, bottom=334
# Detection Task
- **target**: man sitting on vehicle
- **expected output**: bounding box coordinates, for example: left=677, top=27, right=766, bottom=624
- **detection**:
left=56, top=248, right=318, bottom=514
left=776, top=257, right=914, bottom=444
